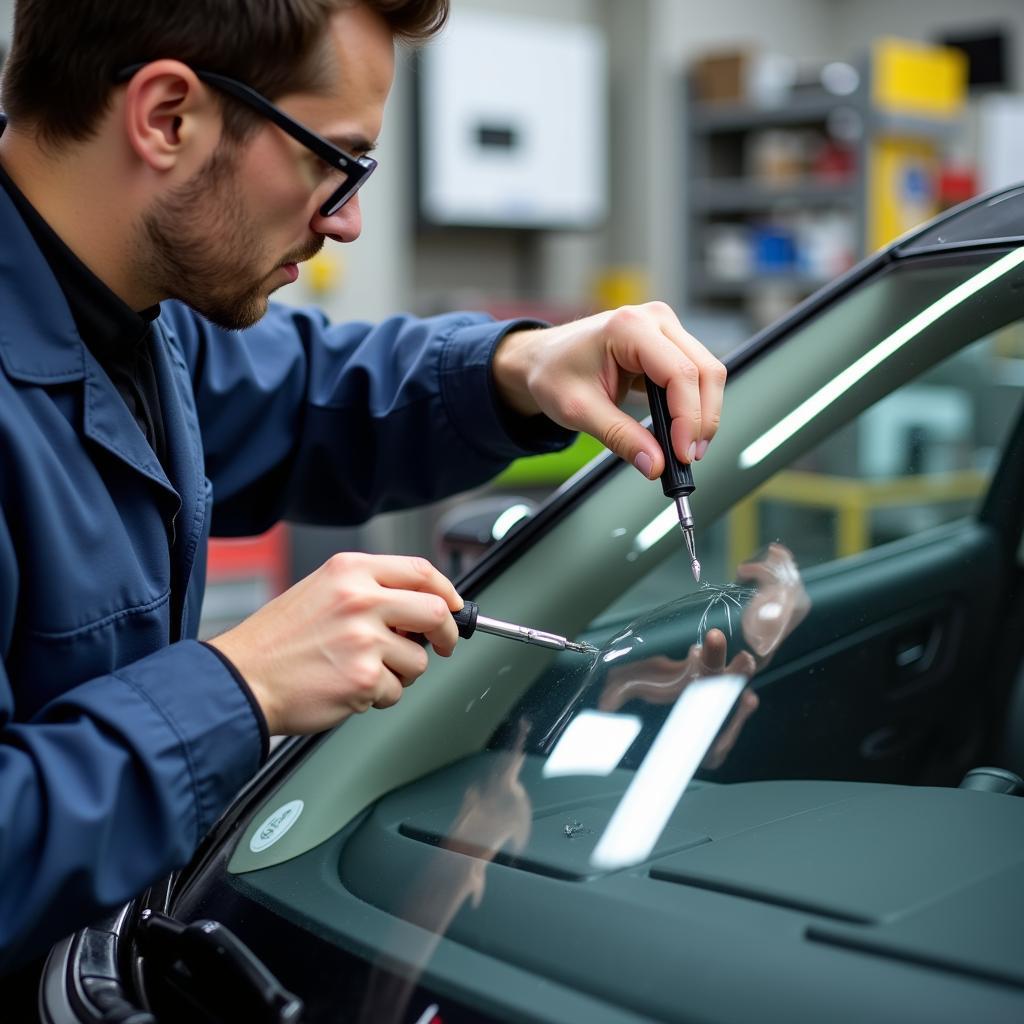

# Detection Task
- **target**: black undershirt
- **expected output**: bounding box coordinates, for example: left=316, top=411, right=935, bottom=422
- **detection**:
left=0, top=162, right=167, bottom=470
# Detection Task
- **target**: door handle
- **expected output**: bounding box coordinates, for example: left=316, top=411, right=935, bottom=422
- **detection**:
left=888, top=617, right=946, bottom=697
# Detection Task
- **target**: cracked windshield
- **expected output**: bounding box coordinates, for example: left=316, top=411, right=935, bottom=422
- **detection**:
left=337, top=248, right=1024, bottom=1022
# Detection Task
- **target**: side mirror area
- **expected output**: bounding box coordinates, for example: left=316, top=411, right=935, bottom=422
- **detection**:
left=435, top=496, right=537, bottom=577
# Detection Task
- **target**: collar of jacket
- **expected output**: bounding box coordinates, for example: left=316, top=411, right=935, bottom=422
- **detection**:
left=0, top=176, right=176, bottom=494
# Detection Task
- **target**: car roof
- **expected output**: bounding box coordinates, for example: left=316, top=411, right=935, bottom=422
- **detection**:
left=897, top=182, right=1024, bottom=256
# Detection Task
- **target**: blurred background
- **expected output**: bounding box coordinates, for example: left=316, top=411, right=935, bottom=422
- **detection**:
left=3, top=0, right=1023, bottom=632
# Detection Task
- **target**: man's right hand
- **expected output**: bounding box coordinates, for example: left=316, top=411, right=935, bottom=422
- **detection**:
left=207, top=552, right=462, bottom=735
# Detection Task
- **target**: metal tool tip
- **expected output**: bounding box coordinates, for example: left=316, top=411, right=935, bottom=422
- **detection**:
left=691, top=558, right=701, bottom=583
left=565, top=640, right=597, bottom=655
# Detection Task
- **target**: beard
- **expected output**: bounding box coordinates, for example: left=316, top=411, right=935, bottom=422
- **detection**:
left=141, top=142, right=323, bottom=331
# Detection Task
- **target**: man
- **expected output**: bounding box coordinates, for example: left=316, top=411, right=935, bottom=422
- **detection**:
left=0, top=0, right=725, bottom=971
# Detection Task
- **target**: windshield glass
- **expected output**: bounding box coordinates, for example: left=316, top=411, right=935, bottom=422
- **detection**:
left=203, top=246, right=1024, bottom=1023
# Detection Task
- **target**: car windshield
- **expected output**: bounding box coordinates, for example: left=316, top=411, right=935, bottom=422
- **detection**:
left=183, top=243, right=1024, bottom=1022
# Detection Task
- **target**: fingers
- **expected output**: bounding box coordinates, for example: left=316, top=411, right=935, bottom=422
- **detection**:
left=725, top=650, right=758, bottom=678
left=651, top=304, right=726, bottom=460
left=608, top=302, right=726, bottom=470
left=346, top=552, right=463, bottom=611
left=595, top=306, right=699, bottom=476
left=582, top=389, right=677, bottom=481
left=329, top=551, right=461, bottom=654
left=236, top=553, right=464, bottom=732
left=383, top=631, right=431, bottom=685
left=380, top=589, right=459, bottom=655
left=736, top=546, right=800, bottom=588
left=369, top=665, right=406, bottom=710
left=704, top=689, right=759, bottom=770
left=699, top=628, right=729, bottom=673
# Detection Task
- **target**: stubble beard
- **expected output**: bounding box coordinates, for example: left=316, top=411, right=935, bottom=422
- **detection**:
left=142, top=142, right=280, bottom=331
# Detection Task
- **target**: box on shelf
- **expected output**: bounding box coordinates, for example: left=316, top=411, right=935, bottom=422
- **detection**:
left=692, top=50, right=749, bottom=104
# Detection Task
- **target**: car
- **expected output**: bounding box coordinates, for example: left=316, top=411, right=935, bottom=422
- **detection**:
left=40, top=181, right=1024, bottom=1024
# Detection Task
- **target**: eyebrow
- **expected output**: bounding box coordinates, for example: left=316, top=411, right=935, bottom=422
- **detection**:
left=326, top=134, right=377, bottom=155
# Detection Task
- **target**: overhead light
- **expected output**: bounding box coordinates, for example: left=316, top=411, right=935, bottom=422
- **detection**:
left=542, top=710, right=642, bottom=779
left=739, top=246, right=1024, bottom=471
left=590, top=673, right=747, bottom=870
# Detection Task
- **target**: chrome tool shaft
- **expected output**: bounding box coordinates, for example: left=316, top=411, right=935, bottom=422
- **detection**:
left=473, top=613, right=594, bottom=653
left=675, top=496, right=701, bottom=583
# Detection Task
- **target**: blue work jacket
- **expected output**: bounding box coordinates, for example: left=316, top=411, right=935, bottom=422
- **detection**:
left=0, top=184, right=571, bottom=968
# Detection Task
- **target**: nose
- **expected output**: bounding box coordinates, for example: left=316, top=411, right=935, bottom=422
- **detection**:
left=310, top=194, right=362, bottom=243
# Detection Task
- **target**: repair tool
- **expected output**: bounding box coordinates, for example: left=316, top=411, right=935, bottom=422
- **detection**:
left=441, top=601, right=594, bottom=654
left=645, top=377, right=701, bottom=582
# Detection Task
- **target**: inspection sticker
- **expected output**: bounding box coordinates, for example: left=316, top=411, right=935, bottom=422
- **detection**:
left=249, top=799, right=304, bottom=853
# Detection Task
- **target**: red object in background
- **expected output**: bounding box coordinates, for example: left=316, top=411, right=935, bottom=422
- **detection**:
left=812, top=141, right=856, bottom=183
left=938, top=165, right=978, bottom=209
left=206, top=524, right=291, bottom=597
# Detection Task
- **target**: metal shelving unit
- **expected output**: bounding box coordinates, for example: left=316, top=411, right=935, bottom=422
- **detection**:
left=683, top=41, right=967, bottom=323
left=684, top=80, right=869, bottom=317
left=692, top=178, right=858, bottom=213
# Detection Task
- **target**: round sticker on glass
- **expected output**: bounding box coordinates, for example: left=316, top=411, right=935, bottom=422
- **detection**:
left=249, top=799, right=304, bottom=853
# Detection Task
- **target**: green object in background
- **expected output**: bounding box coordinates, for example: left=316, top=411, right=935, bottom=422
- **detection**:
left=496, top=434, right=606, bottom=486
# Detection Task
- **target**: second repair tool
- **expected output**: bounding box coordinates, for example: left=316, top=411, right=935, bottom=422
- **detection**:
left=450, top=601, right=594, bottom=654
left=645, top=377, right=701, bottom=582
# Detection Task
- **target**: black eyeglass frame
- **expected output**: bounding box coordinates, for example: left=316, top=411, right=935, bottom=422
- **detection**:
left=115, top=63, right=377, bottom=217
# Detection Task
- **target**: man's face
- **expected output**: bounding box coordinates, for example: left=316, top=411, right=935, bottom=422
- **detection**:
left=142, top=4, right=394, bottom=329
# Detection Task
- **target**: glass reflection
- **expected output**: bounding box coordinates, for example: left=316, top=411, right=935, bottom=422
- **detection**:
left=357, top=545, right=808, bottom=1022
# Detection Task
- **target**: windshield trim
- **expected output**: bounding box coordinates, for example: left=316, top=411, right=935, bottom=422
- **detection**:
left=727, top=181, right=1024, bottom=376
left=460, top=237, right=1022, bottom=602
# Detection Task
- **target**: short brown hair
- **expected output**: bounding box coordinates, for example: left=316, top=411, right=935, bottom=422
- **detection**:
left=1, top=0, right=448, bottom=146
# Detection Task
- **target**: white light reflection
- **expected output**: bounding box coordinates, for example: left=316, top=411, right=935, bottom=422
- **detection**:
left=602, top=645, right=633, bottom=663
left=590, top=674, right=747, bottom=870
left=491, top=503, right=532, bottom=541
left=542, top=710, right=642, bottom=779
left=739, top=247, right=1024, bottom=471
left=633, top=505, right=678, bottom=554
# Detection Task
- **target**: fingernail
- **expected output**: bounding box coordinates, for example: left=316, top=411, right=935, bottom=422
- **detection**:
left=696, top=440, right=709, bottom=461
left=634, top=451, right=654, bottom=478
left=686, top=442, right=697, bottom=463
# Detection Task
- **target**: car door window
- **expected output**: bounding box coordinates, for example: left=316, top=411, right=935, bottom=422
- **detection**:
left=727, top=322, right=1024, bottom=571
left=599, top=253, right=1024, bottom=626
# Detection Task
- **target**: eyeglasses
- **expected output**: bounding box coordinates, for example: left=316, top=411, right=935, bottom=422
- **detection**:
left=115, top=64, right=377, bottom=217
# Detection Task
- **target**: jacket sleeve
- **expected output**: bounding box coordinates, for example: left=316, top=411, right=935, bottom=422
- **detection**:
left=160, top=302, right=575, bottom=536
left=0, top=514, right=264, bottom=971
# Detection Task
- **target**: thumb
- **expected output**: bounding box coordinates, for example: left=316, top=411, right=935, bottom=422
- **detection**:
left=589, top=400, right=666, bottom=480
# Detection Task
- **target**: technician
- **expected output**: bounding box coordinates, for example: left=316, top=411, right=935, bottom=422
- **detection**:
left=0, top=0, right=725, bottom=970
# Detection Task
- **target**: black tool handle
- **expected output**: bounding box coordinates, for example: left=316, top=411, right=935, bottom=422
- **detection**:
left=452, top=601, right=479, bottom=639
left=410, top=600, right=478, bottom=646
left=645, top=377, right=695, bottom=500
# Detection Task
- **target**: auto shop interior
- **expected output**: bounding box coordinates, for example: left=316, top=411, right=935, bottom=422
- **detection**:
left=9, top=2, right=1024, bottom=1024
left=1, top=0, right=1019, bottom=629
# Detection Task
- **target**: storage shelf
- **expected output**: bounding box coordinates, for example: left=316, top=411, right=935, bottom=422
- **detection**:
left=871, top=111, right=963, bottom=140
left=693, top=178, right=857, bottom=213
left=690, top=95, right=853, bottom=132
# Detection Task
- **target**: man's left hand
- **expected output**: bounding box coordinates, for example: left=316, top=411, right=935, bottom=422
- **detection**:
left=491, top=302, right=727, bottom=477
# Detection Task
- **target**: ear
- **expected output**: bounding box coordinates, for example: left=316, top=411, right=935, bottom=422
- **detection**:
left=119, top=59, right=219, bottom=172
